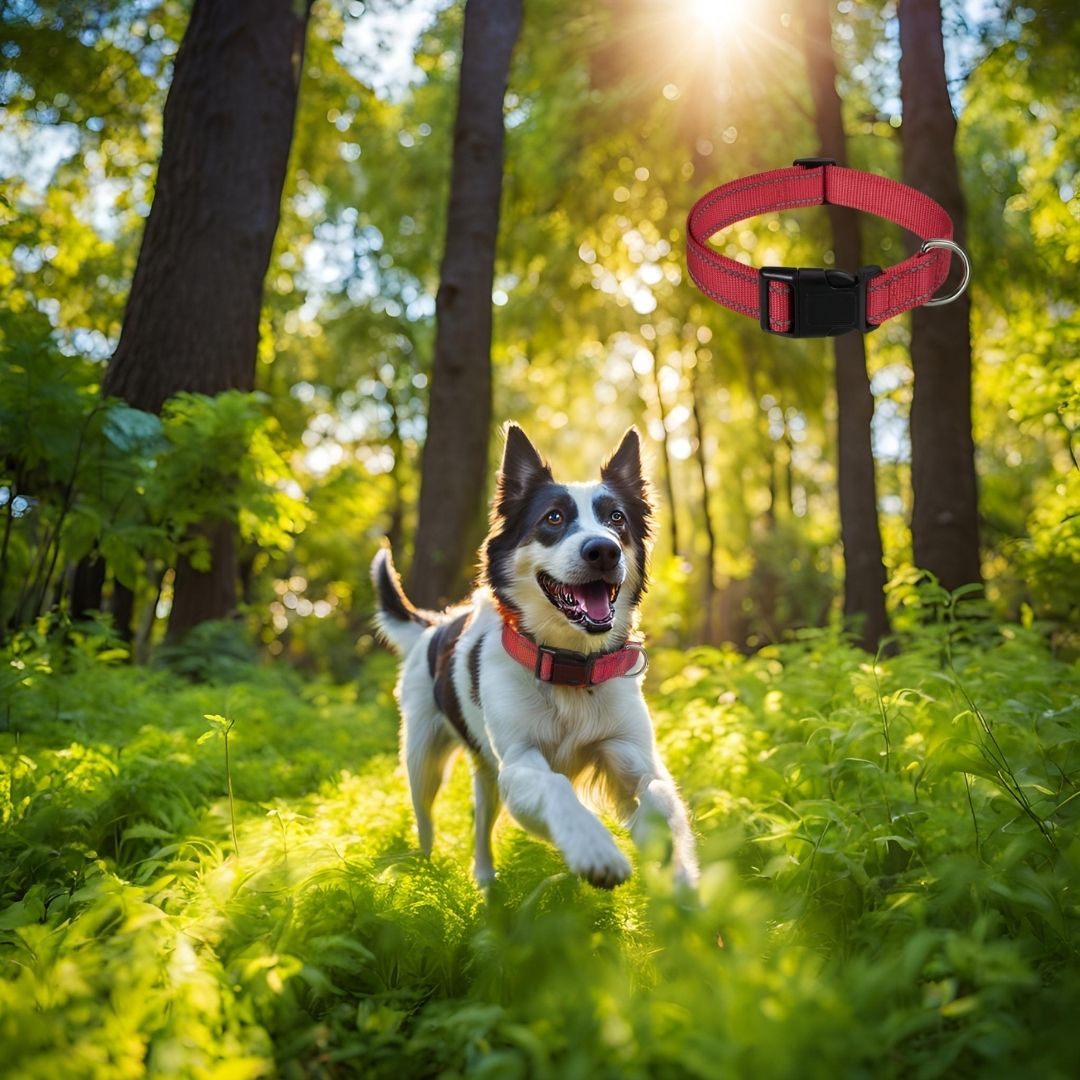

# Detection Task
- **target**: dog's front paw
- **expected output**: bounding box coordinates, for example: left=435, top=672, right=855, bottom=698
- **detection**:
left=563, top=827, right=632, bottom=890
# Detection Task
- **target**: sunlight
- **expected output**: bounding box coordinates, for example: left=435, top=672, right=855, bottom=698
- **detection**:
left=686, top=0, right=753, bottom=36
left=636, top=0, right=766, bottom=102
left=676, top=0, right=754, bottom=53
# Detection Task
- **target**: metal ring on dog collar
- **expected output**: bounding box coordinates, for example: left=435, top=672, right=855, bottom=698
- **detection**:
left=920, top=238, right=970, bottom=306
left=620, top=646, right=649, bottom=679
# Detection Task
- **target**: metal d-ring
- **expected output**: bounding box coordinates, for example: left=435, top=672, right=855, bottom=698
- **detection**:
left=920, top=238, right=971, bottom=306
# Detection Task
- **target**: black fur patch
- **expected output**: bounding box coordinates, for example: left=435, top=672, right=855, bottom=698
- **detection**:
left=482, top=482, right=579, bottom=610
left=494, top=424, right=554, bottom=516
left=468, top=634, right=484, bottom=707
left=426, top=612, right=480, bottom=753
left=373, top=546, right=429, bottom=626
left=527, top=486, right=580, bottom=547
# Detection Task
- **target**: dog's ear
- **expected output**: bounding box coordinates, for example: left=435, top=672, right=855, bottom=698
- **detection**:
left=601, top=428, right=645, bottom=495
left=494, top=423, right=553, bottom=514
left=602, top=428, right=653, bottom=545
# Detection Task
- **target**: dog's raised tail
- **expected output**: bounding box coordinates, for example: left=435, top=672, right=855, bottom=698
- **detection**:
left=371, top=543, right=434, bottom=655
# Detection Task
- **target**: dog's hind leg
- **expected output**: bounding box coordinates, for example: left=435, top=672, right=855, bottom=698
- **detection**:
left=402, top=702, right=457, bottom=856
left=471, top=760, right=501, bottom=884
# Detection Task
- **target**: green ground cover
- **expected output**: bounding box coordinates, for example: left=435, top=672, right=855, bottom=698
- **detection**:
left=2, top=619, right=1079, bottom=1078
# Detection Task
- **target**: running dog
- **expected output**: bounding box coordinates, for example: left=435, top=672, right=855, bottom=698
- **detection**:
left=371, top=424, right=698, bottom=889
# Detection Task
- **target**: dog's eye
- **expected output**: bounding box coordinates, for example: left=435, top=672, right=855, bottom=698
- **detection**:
left=610, top=510, right=625, bottom=524
left=545, top=509, right=563, bottom=525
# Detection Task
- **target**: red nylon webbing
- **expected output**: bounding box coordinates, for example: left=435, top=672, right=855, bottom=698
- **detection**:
left=500, top=623, right=645, bottom=686
left=686, top=163, right=954, bottom=332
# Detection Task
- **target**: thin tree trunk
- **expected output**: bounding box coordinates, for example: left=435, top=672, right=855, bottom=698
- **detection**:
left=743, top=355, right=777, bottom=530
left=648, top=357, right=681, bottom=559
left=135, top=565, right=167, bottom=663
left=386, top=378, right=407, bottom=553
left=406, top=0, right=523, bottom=608
left=71, top=550, right=106, bottom=621
left=803, top=0, right=891, bottom=649
left=899, top=0, right=982, bottom=591
left=102, top=0, right=313, bottom=642
left=689, top=363, right=719, bottom=642
left=781, top=425, right=795, bottom=518
left=109, top=581, right=135, bottom=644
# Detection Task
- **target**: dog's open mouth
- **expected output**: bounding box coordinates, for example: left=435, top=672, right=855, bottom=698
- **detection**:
left=537, top=572, right=619, bottom=633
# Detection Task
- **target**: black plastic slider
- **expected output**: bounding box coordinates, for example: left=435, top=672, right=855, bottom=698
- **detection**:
left=792, top=157, right=836, bottom=168
left=534, top=645, right=595, bottom=687
left=759, top=265, right=882, bottom=338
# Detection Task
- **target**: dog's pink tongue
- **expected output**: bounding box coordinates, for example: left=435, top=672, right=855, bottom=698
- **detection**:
left=574, top=582, right=611, bottom=622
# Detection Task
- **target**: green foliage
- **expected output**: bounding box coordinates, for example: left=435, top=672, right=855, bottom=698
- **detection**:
left=156, top=391, right=310, bottom=563
left=1017, top=469, right=1080, bottom=623
left=2, top=622, right=1078, bottom=1077
left=0, top=334, right=309, bottom=635
left=155, top=619, right=259, bottom=684
left=0, top=338, right=165, bottom=625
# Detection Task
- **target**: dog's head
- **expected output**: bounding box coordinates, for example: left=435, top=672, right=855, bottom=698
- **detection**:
left=481, top=424, right=653, bottom=652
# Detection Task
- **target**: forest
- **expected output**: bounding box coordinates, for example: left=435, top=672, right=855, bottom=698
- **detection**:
left=1, top=0, right=1078, bottom=1076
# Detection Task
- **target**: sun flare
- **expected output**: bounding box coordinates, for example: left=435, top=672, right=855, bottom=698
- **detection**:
left=684, top=0, right=754, bottom=39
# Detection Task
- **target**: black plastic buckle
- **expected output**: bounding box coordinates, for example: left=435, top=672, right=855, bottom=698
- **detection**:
left=759, top=265, right=882, bottom=338
left=534, top=645, right=595, bottom=687
left=793, top=157, right=836, bottom=169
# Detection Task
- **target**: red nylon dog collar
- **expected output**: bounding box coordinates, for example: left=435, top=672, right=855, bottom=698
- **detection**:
left=686, top=158, right=970, bottom=337
left=501, top=622, right=647, bottom=687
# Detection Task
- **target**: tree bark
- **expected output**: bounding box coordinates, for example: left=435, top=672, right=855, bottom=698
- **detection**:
left=167, top=522, right=237, bottom=644
left=406, top=0, right=523, bottom=608
left=899, top=0, right=982, bottom=591
left=802, top=0, right=891, bottom=650
left=70, top=550, right=106, bottom=622
left=109, top=582, right=135, bottom=644
left=102, top=0, right=313, bottom=641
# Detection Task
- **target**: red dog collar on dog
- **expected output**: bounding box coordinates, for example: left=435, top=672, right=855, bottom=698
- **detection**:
left=687, top=158, right=970, bottom=338
left=501, top=622, right=647, bottom=688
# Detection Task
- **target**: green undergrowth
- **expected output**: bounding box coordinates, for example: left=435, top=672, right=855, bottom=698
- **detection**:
left=2, top=623, right=1079, bottom=1079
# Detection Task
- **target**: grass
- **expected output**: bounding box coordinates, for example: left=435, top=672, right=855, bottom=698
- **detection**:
left=1, top=621, right=1079, bottom=1078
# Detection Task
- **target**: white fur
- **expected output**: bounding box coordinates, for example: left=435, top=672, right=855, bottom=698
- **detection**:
left=376, top=478, right=699, bottom=890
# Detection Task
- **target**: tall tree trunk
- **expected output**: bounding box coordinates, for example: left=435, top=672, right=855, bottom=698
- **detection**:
left=802, top=0, right=891, bottom=649
left=899, top=0, right=982, bottom=591
left=102, top=0, right=313, bottom=641
left=167, top=522, right=237, bottom=642
left=406, top=0, right=523, bottom=608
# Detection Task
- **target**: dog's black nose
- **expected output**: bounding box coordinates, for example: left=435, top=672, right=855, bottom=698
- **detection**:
left=581, top=536, right=620, bottom=573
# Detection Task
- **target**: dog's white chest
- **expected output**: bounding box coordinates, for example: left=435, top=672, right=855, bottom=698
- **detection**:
left=525, top=682, right=626, bottom=773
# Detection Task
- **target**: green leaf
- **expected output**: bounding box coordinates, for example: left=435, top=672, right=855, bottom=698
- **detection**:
left=101, top=403, right=165, bottom=452
left=0, top=884, right=46, bottom=929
